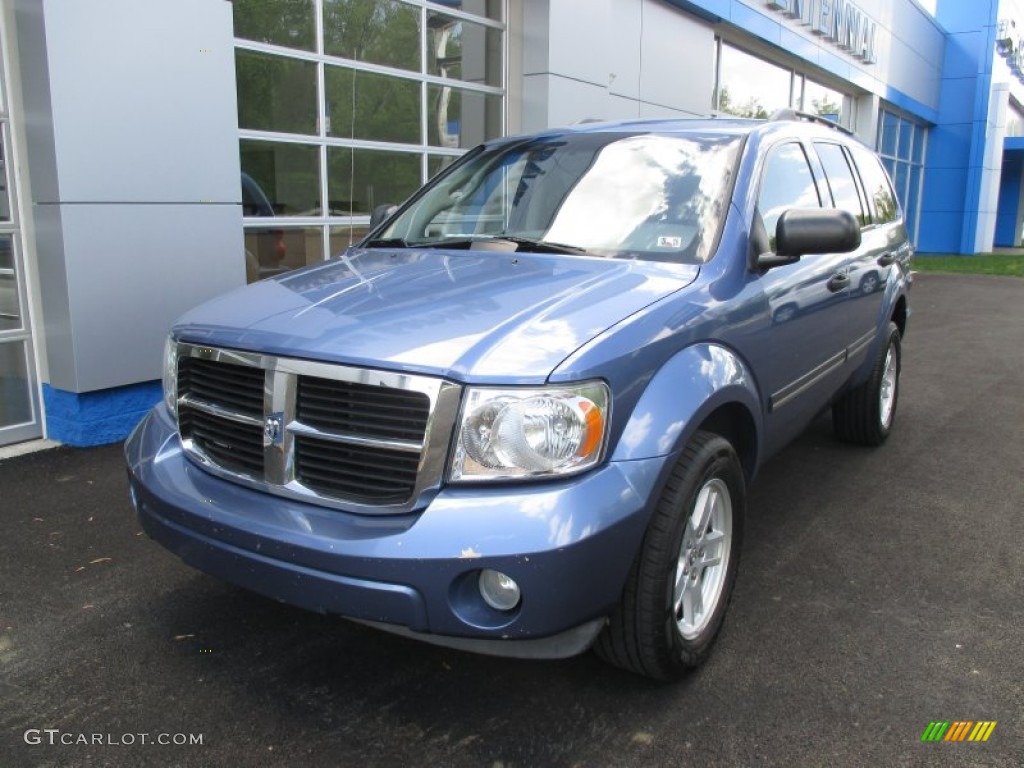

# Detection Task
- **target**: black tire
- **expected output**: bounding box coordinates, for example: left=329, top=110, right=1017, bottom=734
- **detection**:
left=833, top=321, right=901, bottom=446
left=595, top=431, right=745, bottom=681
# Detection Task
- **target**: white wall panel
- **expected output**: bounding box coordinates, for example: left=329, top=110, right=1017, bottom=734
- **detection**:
left=41, top=0, right=240, bottom=204
left=640, top=1, right=715, bottom=114
left=60, top=204, right=243, bottom=390
left=548, top=0, right=611, bottom=86
left=520, top=0, right=715, bottom=128
left=544, top=75, right=617, bottom=127
left=609, top=0, right=642, bottom=99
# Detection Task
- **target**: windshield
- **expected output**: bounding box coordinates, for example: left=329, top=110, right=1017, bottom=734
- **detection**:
left=373, top=131, right=742, bottom=264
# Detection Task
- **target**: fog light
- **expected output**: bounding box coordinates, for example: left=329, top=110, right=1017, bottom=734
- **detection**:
left=478, top=569, right=521, bottom=611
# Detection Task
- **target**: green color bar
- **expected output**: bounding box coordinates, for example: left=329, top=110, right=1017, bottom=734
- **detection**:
left=921, top=721, right=950, bottom=742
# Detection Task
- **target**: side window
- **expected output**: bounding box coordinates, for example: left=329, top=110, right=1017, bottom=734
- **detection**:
left=757, top=143, right=821, bottom=248
left=850, top=145, right=899, bottom=224
left=814, top=142, right=869, bottom=227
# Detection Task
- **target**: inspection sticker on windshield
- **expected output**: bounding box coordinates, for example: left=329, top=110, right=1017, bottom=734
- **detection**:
left=656, top=235, right=683, bottom=248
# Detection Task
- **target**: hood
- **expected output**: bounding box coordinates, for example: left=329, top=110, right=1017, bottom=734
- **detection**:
left=174, top=248, right=699, bottom=382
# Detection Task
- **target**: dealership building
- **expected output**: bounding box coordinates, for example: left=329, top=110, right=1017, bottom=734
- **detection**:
left=0, top=0, right=1021, bottom=448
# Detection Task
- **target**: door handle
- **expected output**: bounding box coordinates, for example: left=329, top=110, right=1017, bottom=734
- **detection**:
left=827, top=273, right=850, bottom=292
left=876, top=252, right=895, bottom=267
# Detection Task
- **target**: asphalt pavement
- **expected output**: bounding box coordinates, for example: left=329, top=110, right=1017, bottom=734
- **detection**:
left=1, top=272, right=1022, bottom=767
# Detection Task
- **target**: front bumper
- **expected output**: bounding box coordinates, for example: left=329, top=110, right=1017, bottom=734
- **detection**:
left=125, top=405, right=669, bottom=658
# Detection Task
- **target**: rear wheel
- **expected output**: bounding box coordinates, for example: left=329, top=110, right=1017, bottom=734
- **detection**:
left=595, top=431, right=745, bottom=681
left=833, top=321, right=901, bottom=446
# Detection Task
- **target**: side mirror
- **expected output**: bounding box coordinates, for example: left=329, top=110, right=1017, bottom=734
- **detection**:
left=757, top=209, right=861, bottom=269
left=369, top=203, right=398, bottom=229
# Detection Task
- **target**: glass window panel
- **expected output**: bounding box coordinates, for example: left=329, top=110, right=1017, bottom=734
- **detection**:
left=897, top=118, right=913, bottom=159
left=330, top=224, right=372, bottom=255
left=428, top=154, right=458, bottom=180
left=851, top=145, right=899, bottom=224
left=0, top=340, right=32, bottom=429
left=912, top=124, right=926, bottom=163
left=427, top=84, right=501, bottom=148
left=233, top=0, right=316, bottom=51
left=236, top=50, right=317, bottom=136
left=240, top=140, right=320, bottom=216
left=717, top=44, right=790, bottom=118
left=895, top=161, right=910, bottom=207
left=244, top=226, right=325, bottom=283
left=328, top=147, right=422, bottom=215
left=323, top=0, right=421, bottom=72
left=0, top=235, right=11, bottom=270
left=427, top=11, right=502, bottom=87
left=757, top=143, right=821, bottom=245
left=879, top=111, right=899, bottom=157
left=815, top=143, right=867, bottom=225
left=0, top=236, right=21, bottom=332
left=803, top=79, right=846, bottom=125
left=325, top=67, right=421, bottom=144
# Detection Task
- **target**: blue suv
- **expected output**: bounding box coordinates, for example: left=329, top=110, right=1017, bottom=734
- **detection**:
left=125, top=113, right=911, bottom=680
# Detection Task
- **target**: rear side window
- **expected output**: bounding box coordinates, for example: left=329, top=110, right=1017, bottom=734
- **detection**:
left=850, top=145, right=899, bottom=224
left=814, top=142, right=868, bottom=227
left=757, top=142, right=821, bottom=247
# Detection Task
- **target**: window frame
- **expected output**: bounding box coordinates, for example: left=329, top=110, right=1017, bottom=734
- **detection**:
left=755, top=140, right=824, bottom=249
left=812, top=140, right=871, bottom=228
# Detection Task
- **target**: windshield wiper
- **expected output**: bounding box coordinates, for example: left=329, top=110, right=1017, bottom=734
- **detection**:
left=417, top=234, right=589, bottom=255
left=363, top=237, right=409, bottom=248
left=490, top=236, right=590, bottom=255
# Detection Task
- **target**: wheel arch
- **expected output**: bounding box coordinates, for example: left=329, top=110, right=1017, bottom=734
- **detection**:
left=609, top=343, right=763, bottom=480
left=891, top=294, right=908, bottom=337
left=694, top=402, right=758, bottom=483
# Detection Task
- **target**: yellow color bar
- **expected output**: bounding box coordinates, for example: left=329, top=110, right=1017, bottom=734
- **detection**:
left=979, top=721, right=997, bottom=742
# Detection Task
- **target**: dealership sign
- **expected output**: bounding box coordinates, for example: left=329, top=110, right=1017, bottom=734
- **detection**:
left=765, top=0, right=878, bottom=64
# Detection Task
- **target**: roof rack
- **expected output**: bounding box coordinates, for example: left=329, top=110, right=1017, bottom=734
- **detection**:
left=769, top=108, right=853, bottom=135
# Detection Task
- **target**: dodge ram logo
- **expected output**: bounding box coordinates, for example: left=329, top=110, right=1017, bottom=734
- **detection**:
left=264, top=415, right=282, bottom=443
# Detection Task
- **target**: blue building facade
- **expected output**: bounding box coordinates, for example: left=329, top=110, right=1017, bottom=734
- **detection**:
left=0, top=0, right=1020, bottom=449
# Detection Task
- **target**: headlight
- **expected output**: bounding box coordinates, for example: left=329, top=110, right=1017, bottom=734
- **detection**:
left=450, top=382, right=610, bottom=481
left=162, top=335, right=178, bottom=418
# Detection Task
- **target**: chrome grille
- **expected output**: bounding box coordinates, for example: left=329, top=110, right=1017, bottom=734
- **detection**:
left=178, top=357, right=263, bottom=417
left=179, top=408, right=264, bottom=476
left=177, top=357, right=265, bottom=477
left=296, top=375, right=430, bottom=441
left=172, top=342, right=461, bottom=514
left=294, top=436, right=421, bottom=503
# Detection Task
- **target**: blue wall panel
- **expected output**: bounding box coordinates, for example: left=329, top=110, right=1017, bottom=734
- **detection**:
left=916, top=205, right=967, bottom=253
left=927, top=123, right=975, bottom=167
left=919, top=167, right=969, bottom=210
left=917, top=0, right=1000, bottom=253
left=943, top=31, right=983, bottom=79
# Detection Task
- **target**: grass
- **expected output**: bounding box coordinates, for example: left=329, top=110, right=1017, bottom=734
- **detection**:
left=913, top=252, right=1024, bottom=277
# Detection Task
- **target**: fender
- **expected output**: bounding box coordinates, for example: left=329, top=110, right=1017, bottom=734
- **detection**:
left=610, top=343, right=763, bottom=463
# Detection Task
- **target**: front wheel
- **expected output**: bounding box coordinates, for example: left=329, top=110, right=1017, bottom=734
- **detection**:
left=595, top=431, right=745, bottom=681
left=833, top=321, right=902, bottom=446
